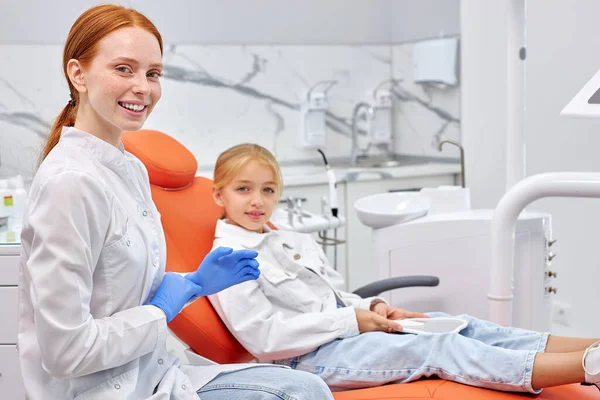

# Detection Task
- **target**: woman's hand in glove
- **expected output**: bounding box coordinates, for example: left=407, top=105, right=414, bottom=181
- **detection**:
left=147, top=272, right=205, bottom=322
left=185, top=246, right=260, bottom=296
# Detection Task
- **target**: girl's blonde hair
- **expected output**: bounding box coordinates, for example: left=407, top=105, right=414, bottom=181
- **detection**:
left=213, top=144, right=283, bottom=197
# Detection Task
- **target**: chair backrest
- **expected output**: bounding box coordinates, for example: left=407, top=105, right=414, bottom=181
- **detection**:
left=122, top=129, right=254, bottom=364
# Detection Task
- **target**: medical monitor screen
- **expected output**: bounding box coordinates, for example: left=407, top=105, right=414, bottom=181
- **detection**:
left=588, top=87, right=600, bottom=104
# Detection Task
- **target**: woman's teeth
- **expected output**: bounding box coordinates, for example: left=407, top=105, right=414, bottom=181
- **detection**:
left=120, top=102, right=146, bottom=112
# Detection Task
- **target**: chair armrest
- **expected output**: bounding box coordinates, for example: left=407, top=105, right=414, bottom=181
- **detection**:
left=352, top=275, right=440, bottom=298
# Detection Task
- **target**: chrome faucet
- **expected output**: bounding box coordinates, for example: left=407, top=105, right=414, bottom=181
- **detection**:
left=350, top=102, right=374, bottom=165
left=438, top=139, right=466, bottom=188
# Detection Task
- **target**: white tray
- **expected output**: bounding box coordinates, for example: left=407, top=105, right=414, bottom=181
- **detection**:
left=394, top=317, right=468, bottom=335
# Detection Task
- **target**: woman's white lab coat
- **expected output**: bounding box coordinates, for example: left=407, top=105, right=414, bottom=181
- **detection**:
left=209, top=220, right=386, bottom=362
left=17, top=128, right=262, bottom=400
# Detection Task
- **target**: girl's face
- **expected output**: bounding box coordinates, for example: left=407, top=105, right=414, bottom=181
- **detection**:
left=213, top=160, right=280, bottom=233
left=69, top=26, right=163, bottom=142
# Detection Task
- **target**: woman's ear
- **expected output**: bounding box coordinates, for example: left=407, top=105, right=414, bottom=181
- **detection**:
left=213, top=187, right=224, bottom=207
left=66, top=59, right=87, bottom=94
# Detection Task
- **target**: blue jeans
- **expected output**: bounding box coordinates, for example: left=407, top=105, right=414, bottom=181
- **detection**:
left=273, top=313, right=550, bottom=394
left=197, top=366, right=333, bottom=400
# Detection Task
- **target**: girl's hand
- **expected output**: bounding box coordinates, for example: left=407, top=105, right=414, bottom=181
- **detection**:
left=354, top=309, right=401, bottom=333
left=386, top=307, right=429, bottom=321
left=369, top=303, right=428, bottom=333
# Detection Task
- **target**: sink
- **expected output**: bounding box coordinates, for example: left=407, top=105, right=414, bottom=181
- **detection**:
left=353, top=192, right=431, bottom=229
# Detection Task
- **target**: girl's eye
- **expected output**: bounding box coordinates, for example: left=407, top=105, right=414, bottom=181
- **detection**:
left=264, top=187, right=275, bottom=194
left=236, top=187, right=249, bottom=192
left=147, top=71, right=162, bottom=79
left=116, top=66, right=131, bottom=73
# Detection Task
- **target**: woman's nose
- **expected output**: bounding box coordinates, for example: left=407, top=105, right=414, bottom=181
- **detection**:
left=133, top=74, right=151, bottom=95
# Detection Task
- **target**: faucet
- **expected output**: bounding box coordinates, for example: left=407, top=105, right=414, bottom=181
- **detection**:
left=350, top=102, right=374, bottom=165
left=438, top=139, right=466, bottom=188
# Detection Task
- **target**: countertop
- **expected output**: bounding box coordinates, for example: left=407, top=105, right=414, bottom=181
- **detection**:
left=197, top=154, right=462, bottom=187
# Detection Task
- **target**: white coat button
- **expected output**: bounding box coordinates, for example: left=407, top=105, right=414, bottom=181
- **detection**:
left=153, top=260, right=159, bottom=267
left=320, top=266, right=325, bottom=274
left=158, top=358, right=163, bottom=365
left=114, top=384, right=121, bottom=390
left=181, top=384, right=187, bottom=390
left=293, top=253, right=301, bottom=260
left=126, top=240, right=131, bottom=247
left=142, top=210, right=148, bottom=217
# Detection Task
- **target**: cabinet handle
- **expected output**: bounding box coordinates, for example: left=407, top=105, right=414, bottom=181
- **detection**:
left=388, top=188, right=422, bottom=193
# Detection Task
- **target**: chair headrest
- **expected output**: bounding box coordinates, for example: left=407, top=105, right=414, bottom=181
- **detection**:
left=122, top=130, right=198, bottom=189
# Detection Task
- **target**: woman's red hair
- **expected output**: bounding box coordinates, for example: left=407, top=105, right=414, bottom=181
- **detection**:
left=40, top=4, right=163, bottom=163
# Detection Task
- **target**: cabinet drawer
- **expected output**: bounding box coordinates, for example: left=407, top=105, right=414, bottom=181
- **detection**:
left=0, top=345, right=25, bottom=399
left=0, top=287, right=17, bottom=343
left=0, top=254, right=19, bottom=285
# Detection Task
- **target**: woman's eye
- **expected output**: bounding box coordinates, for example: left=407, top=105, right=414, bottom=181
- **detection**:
left=147, top=71, right=162, bottom=79
left=116, top=66, right=131, bottom=73
left=236, top=187, right=249, bottom=192
left=264, top=188, right=275, bottom=194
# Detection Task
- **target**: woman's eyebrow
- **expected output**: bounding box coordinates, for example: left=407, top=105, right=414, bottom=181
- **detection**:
left=111, top=57, right=163, bottom=69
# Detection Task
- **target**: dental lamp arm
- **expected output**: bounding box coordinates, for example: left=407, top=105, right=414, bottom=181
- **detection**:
left=352, top=275, right=440, bottom=298
left=490, top=171, right=600, bottom=327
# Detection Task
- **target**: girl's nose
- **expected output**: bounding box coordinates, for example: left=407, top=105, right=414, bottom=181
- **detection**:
left=250, top=194, right=264, bottom=207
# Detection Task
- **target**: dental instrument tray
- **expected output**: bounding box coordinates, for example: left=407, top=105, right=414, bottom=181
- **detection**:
left=394, top=317, right=468, bottom=335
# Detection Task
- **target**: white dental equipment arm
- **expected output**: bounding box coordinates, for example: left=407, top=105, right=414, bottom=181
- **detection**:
left=326, top=168, right=338, bottom=217
left=489, top=172, right=600, bottom=326
left=317, top=149, right=338, bottom=217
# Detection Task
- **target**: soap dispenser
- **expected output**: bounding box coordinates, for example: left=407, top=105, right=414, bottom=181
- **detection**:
left=299, top=80, right=338, bottom=149
left=370, top=79, right=399, bottom=147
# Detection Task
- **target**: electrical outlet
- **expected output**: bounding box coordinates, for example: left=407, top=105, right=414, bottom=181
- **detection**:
left=552, top=301, right=571, bottom=326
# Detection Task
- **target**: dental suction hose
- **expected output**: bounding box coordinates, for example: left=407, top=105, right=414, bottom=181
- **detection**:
left=317, top=149, right=338, bottom=217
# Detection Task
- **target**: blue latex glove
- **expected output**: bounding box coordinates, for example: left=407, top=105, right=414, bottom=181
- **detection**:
left=186, top=246, right=260, bottom=296
left=147, top=272, right=205, bottom=322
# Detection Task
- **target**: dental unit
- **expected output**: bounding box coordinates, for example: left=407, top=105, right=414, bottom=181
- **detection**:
left=352, top=64, right=600, bottom=333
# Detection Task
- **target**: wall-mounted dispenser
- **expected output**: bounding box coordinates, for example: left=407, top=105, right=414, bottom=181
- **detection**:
left=370, top=79, right=401, bottom=147
left=299, top=80, right=338, bottom=149
left=412, top=37, right=459, bottom=88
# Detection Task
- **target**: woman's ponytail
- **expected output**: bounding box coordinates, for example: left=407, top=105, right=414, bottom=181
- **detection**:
left=39, top=102, right=76, bottom=164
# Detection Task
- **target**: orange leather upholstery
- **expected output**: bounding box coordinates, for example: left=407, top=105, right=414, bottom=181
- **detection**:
left=122, top=129, right=597, bottom=399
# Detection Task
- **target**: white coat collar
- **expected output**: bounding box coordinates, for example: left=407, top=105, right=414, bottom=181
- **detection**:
left=214, top=219, right=296, bottom=250
left=60, top=126, right=127, bottom=167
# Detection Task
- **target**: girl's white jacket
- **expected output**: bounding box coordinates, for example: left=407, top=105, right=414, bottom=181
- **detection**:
left=209, top=220, right=386, bottom=362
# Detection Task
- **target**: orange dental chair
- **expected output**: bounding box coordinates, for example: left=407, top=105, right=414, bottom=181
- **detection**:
left=122, top=129, right=597, bottom=399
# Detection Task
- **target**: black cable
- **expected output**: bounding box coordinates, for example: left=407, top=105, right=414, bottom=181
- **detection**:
left=316, top=149, right=328, bottom=166
left=581, top=382, right=600, bottom=392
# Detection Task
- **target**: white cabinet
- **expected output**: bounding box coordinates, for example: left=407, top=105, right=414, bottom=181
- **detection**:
left=281, top=182, right=348, bottom=285
left=282, top=172, right=457, bottom=294
left=344, top=174, right=456, bottom=292
left=0, top=245, right=25, bottom=399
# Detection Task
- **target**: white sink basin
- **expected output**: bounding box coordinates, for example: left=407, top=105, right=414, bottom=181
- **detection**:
left=354, top=192, right=430, bottom=229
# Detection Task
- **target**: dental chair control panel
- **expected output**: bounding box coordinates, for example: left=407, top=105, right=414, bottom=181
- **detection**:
left=356, top=187, right=555, bottom=332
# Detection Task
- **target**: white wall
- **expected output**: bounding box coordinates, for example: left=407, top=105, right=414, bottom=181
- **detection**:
left=462, top=0, right=600, bottom=337
left=524, top=0, right=600, bottom=337
left=0, top=0, right=458, bottom=45
left=460, top=1, right=509, bottom=209
left=391, top=0, right=460, bottom=44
